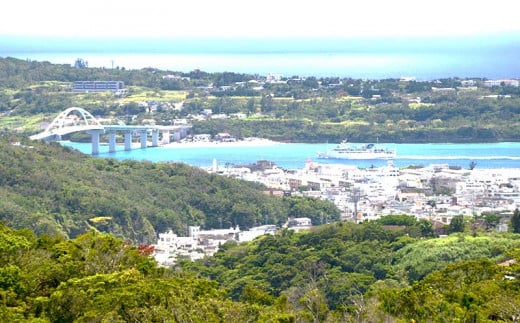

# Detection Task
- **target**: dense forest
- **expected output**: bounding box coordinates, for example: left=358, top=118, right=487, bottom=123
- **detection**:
left=2, top=219, right=520, bottom=321
left=0, top=223, right=294, bottom=322
left=1, top=56, right=519, bottom=142
left=0, top=137, right=339, bottom=242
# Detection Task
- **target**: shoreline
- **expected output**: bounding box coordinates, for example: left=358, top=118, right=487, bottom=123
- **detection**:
left=57, top=141, right=520, bottom=169
left=160, top=138, right=281, bottom=149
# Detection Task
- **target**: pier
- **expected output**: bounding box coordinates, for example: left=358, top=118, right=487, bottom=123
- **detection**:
left=30, top=107, right=191, bottom=154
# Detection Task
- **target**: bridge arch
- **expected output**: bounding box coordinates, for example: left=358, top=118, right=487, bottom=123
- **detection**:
left=43, top=107, right=102, bottom=133
left=30, top=107, right=192, bottom=154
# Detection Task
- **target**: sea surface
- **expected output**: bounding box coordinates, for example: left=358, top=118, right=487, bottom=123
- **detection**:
left=3, top=35, right=520, bottom=79
left=7, top=52, right=519, bottom=80
left=61, top=141, right=520, bottom=170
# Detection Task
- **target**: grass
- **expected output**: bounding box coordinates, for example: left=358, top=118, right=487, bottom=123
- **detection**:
left=120, top=88, right=188, bottom=103
left=336, top=96, right=363, bottom=102
left=409, top=103, right=435, bottom=109
left=320, top=120, right=370, bottom=126
left=0, top=114, right=49, bottom=132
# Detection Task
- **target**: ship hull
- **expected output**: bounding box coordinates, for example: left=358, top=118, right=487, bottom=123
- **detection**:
left=317, top=143, right=396, bottom=160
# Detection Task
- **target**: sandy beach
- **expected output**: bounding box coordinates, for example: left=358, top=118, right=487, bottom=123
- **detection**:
left=161, top=137, right=281, bottom=149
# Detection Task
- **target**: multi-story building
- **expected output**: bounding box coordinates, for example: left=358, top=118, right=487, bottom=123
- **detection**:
left=483, top=79, right=519, bottom=87
left=72, top=81, right=126, bottom=94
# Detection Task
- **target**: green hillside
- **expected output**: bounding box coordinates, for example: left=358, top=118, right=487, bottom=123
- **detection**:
left=1, top=57, right=519, bottom=143
left=0, top=137, right=339, bottom=242
left=2, top=219, right=519, bottom=321
left=0, top=223, right=292, bottom=322
left=180, top=221, right=520, bottom=321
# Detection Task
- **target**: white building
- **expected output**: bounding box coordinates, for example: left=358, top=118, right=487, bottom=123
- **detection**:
left=285, top=217, right=313, bottom=232
left=238, top=225, right=277, bottom=242
left=484, top=79, right=519, bottom=87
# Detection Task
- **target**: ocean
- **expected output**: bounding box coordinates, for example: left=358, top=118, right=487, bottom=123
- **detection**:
left=7, top=35, right=520, bottom=168
left=7, top=51, right=519, bottom=80
left=60, top=141, right=520, bottom=170
left=3, top=35, right=520, bottom=79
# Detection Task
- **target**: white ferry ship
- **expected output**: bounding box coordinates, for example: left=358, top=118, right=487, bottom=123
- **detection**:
left=317, top=141, right=396, bottom=160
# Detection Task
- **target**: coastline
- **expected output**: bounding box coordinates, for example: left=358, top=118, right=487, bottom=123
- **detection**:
left=160, top=138, right=281, bottom=149
left=58, top=141, right=520, bottom=169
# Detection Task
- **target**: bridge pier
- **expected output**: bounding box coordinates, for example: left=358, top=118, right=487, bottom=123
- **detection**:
left=140, top=131, right=147, bottom=149
left=180, top=128, right=188, bottom=138
left=87, top=129, right=104, bottom=155
left=124, top=131, right=132, bottom=151
left=108, top=131, right=117, bottom=153
left=172, top=131, right=181, bottom=142
left=152, top=130, right=159, bottom=147
left=162, top=130, right=171, bottom=144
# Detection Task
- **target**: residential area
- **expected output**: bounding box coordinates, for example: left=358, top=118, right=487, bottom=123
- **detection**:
left=151, top=157, right=520, bottom=266
left=210, top=159, right=520, bottom=225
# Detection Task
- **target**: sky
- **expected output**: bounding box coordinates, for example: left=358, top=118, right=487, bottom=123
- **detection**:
left=2, top=0, right=520, bottom=39
left=2, top=0, right=519, bottom=79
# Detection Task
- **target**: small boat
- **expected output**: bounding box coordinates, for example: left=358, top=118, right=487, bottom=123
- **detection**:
left=317, top=141, right=396, bottom=159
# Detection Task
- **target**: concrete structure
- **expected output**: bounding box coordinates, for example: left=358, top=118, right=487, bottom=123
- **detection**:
left=285, top=217, right=313, bottom=232
left=72, top=81, right=126, bottom=94
left=152, top=224, right=280, bottom=266
left=30, top=107, right=191, bottom=154
left=483, top=79, right=520, bottom=87
left=207, top=158, right=520, bottom=226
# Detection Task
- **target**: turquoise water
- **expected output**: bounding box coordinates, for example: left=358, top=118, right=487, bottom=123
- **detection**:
left=61, top=142, right=520, bottom=169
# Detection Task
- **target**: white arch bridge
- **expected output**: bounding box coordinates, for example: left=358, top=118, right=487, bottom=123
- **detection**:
left=30, top=107, right=192, bottom=154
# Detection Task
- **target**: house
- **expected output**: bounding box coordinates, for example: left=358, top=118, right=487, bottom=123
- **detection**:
left=192, top=134, right=212, bottom=142
left=400, top=76, right=416, bottom=82
left=215, top=133, right=236, bottom=142
left=238, top=225, right=277, bottom=242
left=266, top=73, right=283, bottom=83
left=285, top=217, right=312, bottom=232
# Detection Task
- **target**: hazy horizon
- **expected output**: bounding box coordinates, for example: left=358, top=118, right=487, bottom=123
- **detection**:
left=2, top=32, right=519, bottom=55
left=2, top=1, right=519, bottom=79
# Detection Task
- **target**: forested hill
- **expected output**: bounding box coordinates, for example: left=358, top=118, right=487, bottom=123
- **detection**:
left=0, top=137, right=339, bottom=242
left=181, top=220, right=520, bottom=321
left=2, top=215, right=520, bottom=321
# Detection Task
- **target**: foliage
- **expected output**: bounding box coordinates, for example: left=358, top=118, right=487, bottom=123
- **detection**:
left=448, top=215, right=466, bottom=233
left=0, top=137, right=340, bottom=242
left=182, top=220, right=520, bottom=320
left=2, top=218, right=520, bottom=321
left=392, top=233, right=520, bottom=282
left=512, top=208, right=520, bottom=233
left=380, top=257, right=520, bottom=322
left=183, top=221, right=426, bottom=314
left=0, top=223, right=292, bottom=321
left=1, top=57, right=519, bottom=143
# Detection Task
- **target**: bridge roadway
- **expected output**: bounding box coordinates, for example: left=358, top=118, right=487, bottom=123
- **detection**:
left=30, top=107, right=192, bottom=154
left=89, top=125, right=191, bottom=154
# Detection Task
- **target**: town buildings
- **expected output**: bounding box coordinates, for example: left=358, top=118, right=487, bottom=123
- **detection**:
left=72, top=81, right=126, bottom=95
left=153, top=223, right=291, bottom=266
left=152, top=158, right=519, bottom=266
left=207, top=159, right=520, bottom=226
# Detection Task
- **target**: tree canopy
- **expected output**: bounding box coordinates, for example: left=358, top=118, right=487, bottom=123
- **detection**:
left=0, top=137, right=340, bottom=242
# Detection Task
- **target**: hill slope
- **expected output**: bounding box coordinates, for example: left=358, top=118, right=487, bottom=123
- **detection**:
left=0, top=137, right=339, bottom=242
